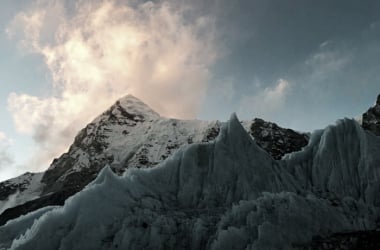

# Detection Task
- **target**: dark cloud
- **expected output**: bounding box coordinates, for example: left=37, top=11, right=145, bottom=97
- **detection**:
left=200, top=0, right=380, bottom=130
left=278, top=22, right=380, bottom=129
left=207, top=0, right=380, bottom=83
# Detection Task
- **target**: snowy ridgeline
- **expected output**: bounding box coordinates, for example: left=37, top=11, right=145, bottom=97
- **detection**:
left=1, top=114, right=380, bottom=250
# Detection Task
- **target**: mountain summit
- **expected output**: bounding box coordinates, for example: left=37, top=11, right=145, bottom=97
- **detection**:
left=94, top=94, right=160, bottom=123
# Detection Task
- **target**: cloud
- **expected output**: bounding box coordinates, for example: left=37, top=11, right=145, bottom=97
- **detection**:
left=238, top=78, right=290, bottom=119
left=273, top=24, right=380, bottom=131
left=7, top=0, right=219, bottom=170
left=0, top=131, right=15, bottom=181
left=304, top=49, right=351, bottom=86
left=0, top=132, right=8, bottom=142
left=212, top=77, right=236, bottom=101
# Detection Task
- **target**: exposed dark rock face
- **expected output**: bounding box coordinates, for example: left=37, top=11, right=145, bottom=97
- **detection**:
left=362, top=94, right=380, bottom=136
left=0, top=173, right=36, bottom=201
left=202, top=124, right=221, bottom=142
left=0, top=188, right=77, bottom=226
left=249, top=118, right=309, bottom=160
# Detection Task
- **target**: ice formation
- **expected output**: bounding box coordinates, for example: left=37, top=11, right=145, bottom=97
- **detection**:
left=1, top=113, right=380, bottom=250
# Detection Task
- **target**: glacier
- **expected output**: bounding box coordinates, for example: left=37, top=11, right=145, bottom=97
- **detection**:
left=1, top=114, right=380, bottom=249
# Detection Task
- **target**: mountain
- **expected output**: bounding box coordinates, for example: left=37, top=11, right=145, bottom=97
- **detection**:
left=0, top=95, right=308, bottom=226
left=1, top=94, right=379, bottom=249
left=362, top=94, right=380, bottom=136
left=1, top=112, right=380, bottom=250
left=245, top=118, right=309, bottom=160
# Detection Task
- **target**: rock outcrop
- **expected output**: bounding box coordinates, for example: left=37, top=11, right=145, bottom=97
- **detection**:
left=362, top=94, right=380, bottom=136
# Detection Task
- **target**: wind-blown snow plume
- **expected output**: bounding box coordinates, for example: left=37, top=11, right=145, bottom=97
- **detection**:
left=7, top=0, right=218, bottom=170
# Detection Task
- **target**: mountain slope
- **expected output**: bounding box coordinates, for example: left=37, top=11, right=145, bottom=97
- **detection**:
left=0, top=95, right=308, bottom=226
left=0, top=173, right=43, bottom=214
left=1, top=114, right=379, bottom=249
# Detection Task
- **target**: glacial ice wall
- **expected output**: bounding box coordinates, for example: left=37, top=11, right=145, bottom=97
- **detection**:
left=1, top=114, right=380, bottom=250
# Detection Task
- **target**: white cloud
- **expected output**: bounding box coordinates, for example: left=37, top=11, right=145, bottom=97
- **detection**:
left=0, top=131, right=6, bottom=142
left=0, top=131, right=15, bottom=181
left=0, top=131, right=13, bottom=148
left=319, top=40, right=331, bottom=48
left=7, top=0, right=219, bottom=170
left=305, top=50, right=350, bottom=83
left=238, top=78, right=290, bottom=119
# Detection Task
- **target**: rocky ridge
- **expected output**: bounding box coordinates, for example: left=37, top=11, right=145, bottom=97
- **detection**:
left=362, top=94, right=380, bottom=136
left=246, top=118, right=309, bottom=160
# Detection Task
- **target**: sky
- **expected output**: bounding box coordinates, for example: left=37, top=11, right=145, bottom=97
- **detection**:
left=0, top=0, right=380, bottom=181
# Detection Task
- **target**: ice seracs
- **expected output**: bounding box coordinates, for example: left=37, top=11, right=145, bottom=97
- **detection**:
left=1, top=114, right=379, bottom=249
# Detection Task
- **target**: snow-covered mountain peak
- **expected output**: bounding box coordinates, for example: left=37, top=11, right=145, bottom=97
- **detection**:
left=116, top=94, right=160, bottom=119
left=93, top=94, right=160, bottom=124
